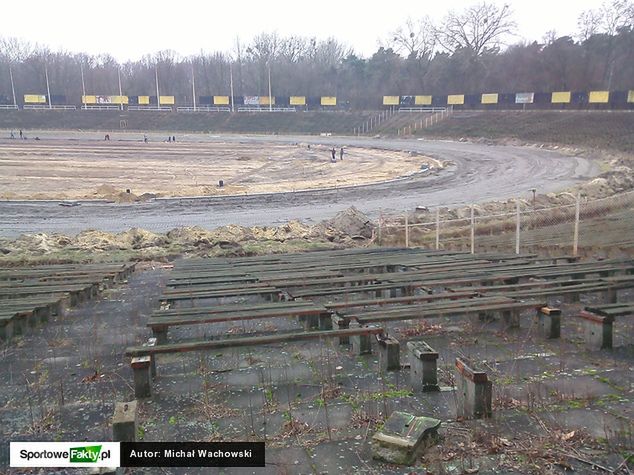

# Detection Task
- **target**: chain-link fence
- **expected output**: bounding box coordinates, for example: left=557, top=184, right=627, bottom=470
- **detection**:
left=377, top=190, right=634, bottom=257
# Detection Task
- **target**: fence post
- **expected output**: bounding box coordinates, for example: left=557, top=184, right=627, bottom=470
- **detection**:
left=470, top=205, right=475, bottom=254
left=436, top=207, right=440, bottom=250
left=405, top=214, right=409, bottom=248
left=378, top=211, right=383, bottom=246
left=573, top=192, right=580, bottom=257
left=515, top=199, right=521, bottom=255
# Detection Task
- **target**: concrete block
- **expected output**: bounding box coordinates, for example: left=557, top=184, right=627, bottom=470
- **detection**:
left=407, top=341, right=439, bottom=392
left=142, top=338, right=157, bottom=378
left=605, top=288, right=617, bottom=304
left=112, top=401, right=137, bottom=442
left=350, top=322, right=372, bottom=355
left=579, top=310, right=613, bottom=350
left=131, top=357, right=152, bottom=399
left=152, top=325, right=168, bottom=345
left=372, top=411, right=441, bottom=465
left=455, top=357, right=492, bottom=419
left=301, top=314, right=319, bottom=331
left=331, top=315, right=349, bottom=345
left=503, top=309, right=520, bottom=329
left=378, top=336, right=400, bottom=372
left=536, top=307, right=561, bottom=339
left=318, top=312, right=333, bottom=331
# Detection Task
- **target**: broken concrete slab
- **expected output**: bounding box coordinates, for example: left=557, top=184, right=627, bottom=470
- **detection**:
left=371, top=411, right=441, bottom=465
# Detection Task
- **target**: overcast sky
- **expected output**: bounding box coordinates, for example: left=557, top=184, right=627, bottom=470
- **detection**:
left=4, top=0, right=605, bottom=61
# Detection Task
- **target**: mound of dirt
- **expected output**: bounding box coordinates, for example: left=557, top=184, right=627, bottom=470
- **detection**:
left=116, top=228, right=169, bottom=249
left=74, top=230, right=123, bottom=251
left=317, top=206, right=375, bottom=239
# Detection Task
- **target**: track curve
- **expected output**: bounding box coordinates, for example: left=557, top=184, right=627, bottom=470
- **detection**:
left=0, top=134, right=600, bottom=237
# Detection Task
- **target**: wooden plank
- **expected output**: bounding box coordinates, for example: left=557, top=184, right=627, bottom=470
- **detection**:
left=125, top=326, right=385, bottom=357
left=148, top=304, right=326, bottom=327
left=356, top=300, right=543, bottom=324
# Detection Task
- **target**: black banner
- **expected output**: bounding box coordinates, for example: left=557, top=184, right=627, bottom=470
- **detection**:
left=120, top=442, right=265, bottom=467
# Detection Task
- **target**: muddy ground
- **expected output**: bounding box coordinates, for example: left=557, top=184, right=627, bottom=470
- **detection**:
left=0, top=264, right=632, bottom=474
left=0, top=133, right=601, bottom=237
left=0, top=136, right=438, bottom=201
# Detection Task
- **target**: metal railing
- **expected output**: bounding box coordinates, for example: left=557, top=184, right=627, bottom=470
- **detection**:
left=23, top=104, right=77, bottom=110
left=0, top=104, right=19, bottom=110
left=81, top=105, right=120, bottom=110
left=236, top=106, right=297, bottom=112
left=377, top=190, right=634, bottom=257
left=127, top=106, right=173, bottom=111
left=176, top=106, right=231, bottom=112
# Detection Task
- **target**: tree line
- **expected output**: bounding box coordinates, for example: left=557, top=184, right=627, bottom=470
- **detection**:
left=0, top=1, right=632, bottom=109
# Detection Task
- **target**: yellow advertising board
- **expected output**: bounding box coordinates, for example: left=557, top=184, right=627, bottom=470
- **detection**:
left=159, top=96, right=175, bottom=105
left=551, top=91, right=571, bottom=103
left=290, top=96, right=306, bottom=106
left=138, top=96, right=150, bottom=105
left=588, top=91, right=609, bottom=103
left=447, top=94, right=464, bottom=105
left=383, top=96, right=399, bottom=106
left=628, top=90, right=634, bottom=103
left=259, top=96, right=275, bottom=106
left=321, top=96, right=337, bottom=106
left=481, top=93, right=499, bottom=104
left=111, top=95, right=128, bottom=105
left=415, top=95, right=432, bottom=105
left=213, top=96, right=230, bottom=105
left=24, top=94, right=46, bottom=104
left=82, top=95, right=97, bottom=104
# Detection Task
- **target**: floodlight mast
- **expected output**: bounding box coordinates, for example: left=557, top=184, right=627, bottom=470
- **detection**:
left=45, top=65, right=52, bottom=109
left=155, top=67, right=160, bottom=109
left=80, top=64, right=86, bottom=109
left=191, top=65, right=196, bottom=112
left=118, top=68, right=123, bottom=111
left=9, top=67, right=17, bottom=108
left=229, top=63, right=235, bottom=113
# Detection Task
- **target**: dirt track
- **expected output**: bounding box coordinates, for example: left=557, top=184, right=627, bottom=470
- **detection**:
left=0, top=132, right=600, bottom=237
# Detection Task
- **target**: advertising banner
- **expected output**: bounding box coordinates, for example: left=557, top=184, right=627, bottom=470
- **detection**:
left=414, top=95, right=432, bottom=105
left=159, top=96, right=175, bottom=105
left=481, top=93, right=498, bottom=104
left=383, top=96, right=399, bottom=106
left=244, top=96, right=259, bottom=105
left=213, top=96, right=230, bottom=105
left=290, top=96, right=306, bottom=105
left=515, top=92, right=534, bottom=104
left=24, top=94, right=46, bottom=104
left=321, top=96, right=336, bottom=106
left=551, top=91, right=571, bottom=103
left=588, top=91, right=609, bottom=103
left=447, top=94, right=464, bottom=105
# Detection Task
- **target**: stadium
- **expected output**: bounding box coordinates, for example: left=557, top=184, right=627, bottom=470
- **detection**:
left=1, top=1, right=634, bottom=473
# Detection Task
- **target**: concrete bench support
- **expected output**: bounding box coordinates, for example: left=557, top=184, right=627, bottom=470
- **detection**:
left=377, top=335, right=401, bottom=372
left=143, top=338, right=157, bottom=377
left=536, top=307, right=561, bottom=339
left=503, top=309, right=520, bottom=329
left=0, top=319, right=14, bottom=342
left=407, top=341, right=440, bottom=392
left=318, top=312, right=333, bottom=331
left=331, top=315, right=350, bottom=345
left=112, top=401, right=138, bottom=442
left=350, top=321, right=372, bottom=355
left=131, top=356, right=152, bottom=399
left=152, top=325, right=168, bottom=345
left=300, top=314, right=319, bottom=331
left=605, top=288, right=617, bottom=304
left=578, top=310, right=613, bottom=350
left=455, top=357, right=492, bottom=419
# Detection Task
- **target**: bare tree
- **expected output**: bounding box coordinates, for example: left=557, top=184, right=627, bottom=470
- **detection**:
left=389, top=17, right=437, bottom=60
left=436, top=2, right=517, bottom=56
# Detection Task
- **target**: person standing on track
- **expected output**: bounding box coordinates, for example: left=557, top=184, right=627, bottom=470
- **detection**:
left=340, top=147, right=344, bottom=161
left=331, top=147, right=336, bottom=162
